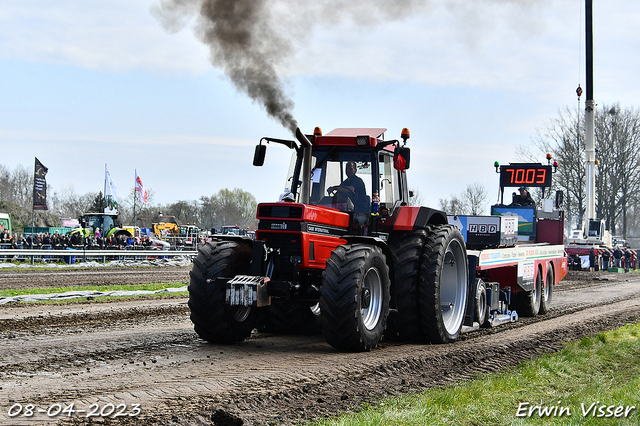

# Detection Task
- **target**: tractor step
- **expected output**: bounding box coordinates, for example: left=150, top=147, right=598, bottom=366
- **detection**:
left=225, top=275, right=271, bottom=307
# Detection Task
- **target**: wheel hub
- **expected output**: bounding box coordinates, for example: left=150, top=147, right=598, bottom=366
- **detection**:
left=361, top=287, right=372, bottom=309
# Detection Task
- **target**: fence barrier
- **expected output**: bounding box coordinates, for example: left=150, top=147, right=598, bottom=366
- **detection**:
left=0, top=248, right=198, bottom=265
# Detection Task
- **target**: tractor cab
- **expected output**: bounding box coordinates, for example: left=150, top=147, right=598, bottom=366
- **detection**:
left=81, top=213, right=116, bottom=234
left=258, top=127, right=411, bottom=235
left=74, top=212, right=131, bottom=240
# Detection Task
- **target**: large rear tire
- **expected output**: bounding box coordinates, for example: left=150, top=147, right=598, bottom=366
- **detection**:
left=386, top=230, right=427, bottom=341
left=418, top=225, right=468, bottom=343
left=188, top=240, right=258, bottom=343
left=538, top=266, right=554, bottom=315
left=320, top=244, right=390, bottom=352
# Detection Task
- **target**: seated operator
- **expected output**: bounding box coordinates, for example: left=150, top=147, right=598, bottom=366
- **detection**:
left=327, top=161, right=369, bottom=212
left=512, top=186, right=535, bottom=206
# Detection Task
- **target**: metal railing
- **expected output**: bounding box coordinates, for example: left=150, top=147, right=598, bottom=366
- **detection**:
left=0, top=247, right=198, bottom=264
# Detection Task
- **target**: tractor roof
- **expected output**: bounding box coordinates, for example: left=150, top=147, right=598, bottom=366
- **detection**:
left=314, top=128, right=389, bottom=148
left=325, top=128, right=387, bottom=138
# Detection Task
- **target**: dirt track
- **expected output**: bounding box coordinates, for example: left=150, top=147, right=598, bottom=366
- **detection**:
left=0, top=266, right=191, bottom=290
left=1, top=269, right=639, bottom=426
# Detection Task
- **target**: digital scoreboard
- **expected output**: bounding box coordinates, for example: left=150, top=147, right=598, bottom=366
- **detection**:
left=499, top=164, right=552, bottom=188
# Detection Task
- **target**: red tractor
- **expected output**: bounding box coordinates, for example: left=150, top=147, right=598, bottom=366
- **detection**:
left=188, top=127, right=468, bottom=351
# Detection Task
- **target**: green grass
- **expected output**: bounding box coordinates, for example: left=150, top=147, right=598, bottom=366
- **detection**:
left=313, top=323, right=640, bottom=426
left=0, top=282, right=188, bottom=299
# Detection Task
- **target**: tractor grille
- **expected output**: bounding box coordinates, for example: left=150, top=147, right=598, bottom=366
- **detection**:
left=261, top=232, right=302, bottom=258
left=258, top=205, right=303, bottom=219
left=260, top=232, right=302, bottom=281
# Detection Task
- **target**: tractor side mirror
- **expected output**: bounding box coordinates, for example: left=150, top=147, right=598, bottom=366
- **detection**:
left=555, top=190, right=564, bottom=208
left=394, top=147, right=410, bottom=170
left=253, top=144, right=266, bottom=166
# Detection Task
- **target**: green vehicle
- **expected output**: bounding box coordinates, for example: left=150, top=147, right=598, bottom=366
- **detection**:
left=71, top=213, right=132, bottom=241
left=0, top=213, right=11, bottom=235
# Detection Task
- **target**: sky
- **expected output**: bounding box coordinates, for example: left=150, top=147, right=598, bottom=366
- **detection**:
left=1, top=0, right=639, bottom=213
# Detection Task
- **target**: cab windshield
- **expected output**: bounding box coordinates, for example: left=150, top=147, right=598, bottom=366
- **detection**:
left=308, top=149, right=373, bottom=213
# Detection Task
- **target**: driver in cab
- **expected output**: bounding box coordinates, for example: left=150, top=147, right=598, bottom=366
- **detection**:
left=327, top=161, right=368, bottom=212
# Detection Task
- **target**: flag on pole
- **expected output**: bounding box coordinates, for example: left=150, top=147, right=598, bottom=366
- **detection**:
left=135, top=170, right=149, bottom=204
left=33, top=158, right=48, bottom=210
left=104, top=165, right=118, bottom=213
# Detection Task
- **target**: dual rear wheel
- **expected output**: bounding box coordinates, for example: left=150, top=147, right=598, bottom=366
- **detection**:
left=387, top=225, right=469, bottom=343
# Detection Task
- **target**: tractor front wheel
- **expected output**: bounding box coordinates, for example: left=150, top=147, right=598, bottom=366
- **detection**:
left=188, top=240, right=258, bottom=343
left=320, top=244, right=390, bottom=352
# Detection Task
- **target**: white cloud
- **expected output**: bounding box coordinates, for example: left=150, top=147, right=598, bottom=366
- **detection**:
left=0, top=1, right=210, bottom=74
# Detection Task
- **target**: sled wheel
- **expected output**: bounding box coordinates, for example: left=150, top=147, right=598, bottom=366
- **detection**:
left=517, top=265, right=543, bottom=317
left=475, top=279, right=490, bottom=327
left=539, top=265, right=554, bottom=315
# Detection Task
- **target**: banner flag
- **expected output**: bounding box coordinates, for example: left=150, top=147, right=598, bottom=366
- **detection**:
left=33, top=158, right=48, bottom=210
left=104, top=165, right=118, bottom=213
left=135, top=170, right=149, bottom=204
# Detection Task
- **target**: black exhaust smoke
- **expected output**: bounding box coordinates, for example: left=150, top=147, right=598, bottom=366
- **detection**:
left=153, top=0, right=537, bottom=135
left=153, top=0, right=297, bottom=133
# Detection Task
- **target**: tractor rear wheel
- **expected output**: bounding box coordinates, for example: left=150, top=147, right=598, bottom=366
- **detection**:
left=418, top=225, right=468, bottom=343
left=386, top=230, right=427, bottom=341
left=320, top=244, right=390, bottom=352
left=188, top=240, right=258, bottom=343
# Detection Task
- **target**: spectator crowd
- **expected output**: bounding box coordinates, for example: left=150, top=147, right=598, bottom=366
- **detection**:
left=0, top=229, right=158, bottom=250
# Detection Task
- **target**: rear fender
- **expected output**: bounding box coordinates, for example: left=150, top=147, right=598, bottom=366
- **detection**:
left=207, top=235, right=256, bottom=272
left=391, top=206, right=447, bottom=232
left=212, top=235, right=254, bottom=246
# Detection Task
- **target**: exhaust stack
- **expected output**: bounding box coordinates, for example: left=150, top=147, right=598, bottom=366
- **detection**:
left=295, top=128, right=312, bottom=205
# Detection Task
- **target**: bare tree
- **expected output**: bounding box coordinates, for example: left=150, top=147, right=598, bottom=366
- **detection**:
left=439, top=195, right=465, bottom=216
left=530, top=103, right=640, bottom=238
left=8, top=165, right=33, bottom=210
left=531, top=106, right=585, bottom=229
left=462, top=182, right=488, bottom=215
left=408, top=188, right=425, bottom=207
left=119, top=187, right=156, bottom=227
left=594, top=104, right=640, bottom=236
left=0, top=165, right=11, bottom=203
left=439, top=183, right=488, bottom=216
left=48, top=184, right=99, bottom=219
